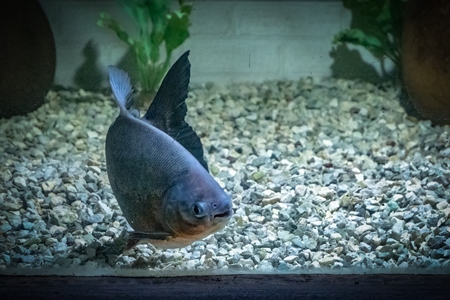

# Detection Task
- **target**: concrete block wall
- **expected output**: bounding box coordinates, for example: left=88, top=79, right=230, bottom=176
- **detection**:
left=39, top=0, right=386, bottom=89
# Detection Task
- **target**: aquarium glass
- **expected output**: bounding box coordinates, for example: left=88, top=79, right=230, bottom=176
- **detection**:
left=1, top=0, right=449, bottom=277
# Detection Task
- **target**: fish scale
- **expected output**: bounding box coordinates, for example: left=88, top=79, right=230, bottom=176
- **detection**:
left=105, top=51, right=233, bottom=249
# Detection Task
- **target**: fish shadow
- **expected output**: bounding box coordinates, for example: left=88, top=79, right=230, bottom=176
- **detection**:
left=74, top=40, right=103, bottom=92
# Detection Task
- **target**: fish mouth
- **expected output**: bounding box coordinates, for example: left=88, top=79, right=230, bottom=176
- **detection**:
left=214, top=209, right=233, bottom=219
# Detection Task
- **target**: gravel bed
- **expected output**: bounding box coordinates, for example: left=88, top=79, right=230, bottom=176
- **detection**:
left=1, top=77, right=450, bottom=275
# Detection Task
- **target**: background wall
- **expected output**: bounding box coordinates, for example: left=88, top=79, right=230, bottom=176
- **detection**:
left=39, top=0, right=390, bottom=90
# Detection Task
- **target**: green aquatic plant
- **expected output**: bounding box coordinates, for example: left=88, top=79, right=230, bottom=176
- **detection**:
left=333, top=0, right=405, bottom=74
left=98, top=0, right=192, bottom=100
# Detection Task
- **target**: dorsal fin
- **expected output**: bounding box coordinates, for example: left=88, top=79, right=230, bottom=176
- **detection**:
left=142, top=51, right=209, bottom=171
left=143, top=51, right=190, bottom=128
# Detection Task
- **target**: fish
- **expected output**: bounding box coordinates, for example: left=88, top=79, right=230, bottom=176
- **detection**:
left=105, top=51, right=233, bottom=249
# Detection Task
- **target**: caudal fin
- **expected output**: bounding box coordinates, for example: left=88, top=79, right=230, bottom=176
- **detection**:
left=108, top=65, right=133, bottom=116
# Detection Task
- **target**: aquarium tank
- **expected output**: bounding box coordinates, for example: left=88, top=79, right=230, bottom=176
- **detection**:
left=1, top=0, right=450, bottom=295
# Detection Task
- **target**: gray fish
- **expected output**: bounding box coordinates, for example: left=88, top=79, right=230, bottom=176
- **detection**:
left=106, top=51, right=233, bottom=249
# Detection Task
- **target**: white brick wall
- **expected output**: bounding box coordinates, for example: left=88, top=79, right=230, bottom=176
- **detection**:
left=39, top=0, right=384, bottom=88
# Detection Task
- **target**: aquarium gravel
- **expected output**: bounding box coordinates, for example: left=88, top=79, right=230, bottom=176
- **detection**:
left=1, top=77, right=450, bottom=274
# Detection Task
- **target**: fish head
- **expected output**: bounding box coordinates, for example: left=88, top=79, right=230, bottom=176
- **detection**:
left=163, top=169, right=233, bottom=240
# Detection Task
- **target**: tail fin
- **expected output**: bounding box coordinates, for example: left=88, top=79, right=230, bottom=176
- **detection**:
left=108, top=65, right=133, bottom=116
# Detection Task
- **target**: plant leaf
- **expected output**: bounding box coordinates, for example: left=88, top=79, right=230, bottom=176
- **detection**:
left=148, top=0, right=170, bottom=63
left=334, top=28, right=385, bottom=59
left=97, top=12, right=135, bottom=47
left=343, top=0, right=385, bottom=19
left=179, top=0, right=192, bottom=15
left=165, top=8, right=191, bottom=55
left=97, top=0, right=193, bottom=97
left=119, top=0, right=150, bottom=34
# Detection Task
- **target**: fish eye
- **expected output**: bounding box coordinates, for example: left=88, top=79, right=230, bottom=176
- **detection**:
left=192, top=202, right=208, bottom=218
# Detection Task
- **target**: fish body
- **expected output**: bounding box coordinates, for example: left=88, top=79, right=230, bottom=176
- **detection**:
left=105, top=51, right=232, bottom=249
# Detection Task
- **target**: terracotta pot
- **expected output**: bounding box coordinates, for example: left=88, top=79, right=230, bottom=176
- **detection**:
left=0, top=0, right=56, bottom=118
left=401, top=0, right=450, bottom=124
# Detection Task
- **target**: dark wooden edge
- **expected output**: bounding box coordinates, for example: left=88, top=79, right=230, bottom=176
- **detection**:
left=0, top=274, right=449, bottom=299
